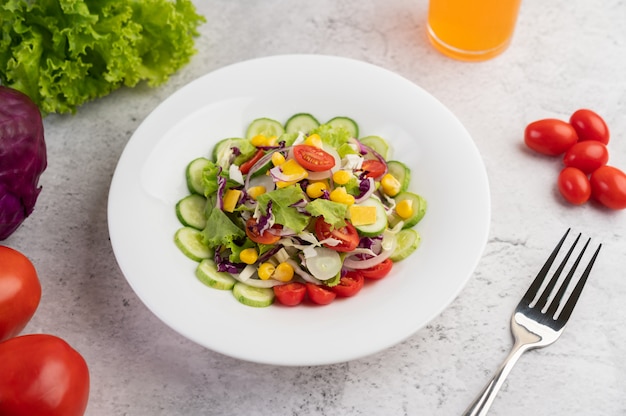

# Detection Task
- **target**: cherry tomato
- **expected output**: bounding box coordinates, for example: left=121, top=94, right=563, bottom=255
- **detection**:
left=0, top=334, right=90, bottom=416
left=361, top=160, right=387, bottom=179
left=569, top=109, right=610, bottom=145
left=563, top=141, right=609, bottom=174
left=557, top=167, right=591, bottom=205
left=524, top=119, right=578, bottom=156
left=330, top=271, right=364, bottom=297
left=306, top=283, right=336, bottom=305
left=314, top=217, right=360, bottom=252
left=273, top=282, right=306, bottom=306
left=245, top=218, right=282, bottom=245
left=239, top=149, right=265, bottom=174
left=293, top=145, right=335, bottom=172
left=0, top=246, right=41, bottom=343
left=360, top=258, right=394, bottom=280
left=590, top=165, right=626, bottom=210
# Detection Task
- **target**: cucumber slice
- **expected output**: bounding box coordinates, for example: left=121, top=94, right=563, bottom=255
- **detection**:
left=186, top=157, right=210, bottom=195
left=327, top=116, right=359, bottom=138
left=388, top=192, right=427, bottom=229
left=232, top=282, right=275, bottom=307
left=195, top=259, right=236, bottom=290
left=246, top=118, right=285, bottom=140
left=386, top=160, right=411, bottom=193
left=390, top=229, right=421, bottom=262
left=285, top=113, right=320, bottom=134
left=349, top=198, right=388, bottom=237
left=213, top=138, right=256, bottom=167
left=174, top=227, right=212, bottom=262
left=175, top=194, right=207, bottom=229
left=360, top=136, right=391, bottom=159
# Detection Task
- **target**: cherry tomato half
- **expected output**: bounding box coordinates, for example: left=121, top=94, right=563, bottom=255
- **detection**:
left=0, top=246, right=41, bottom=343
left=245, top=218, right=282, bottom=245
left=306, top=283, right=336, bottom=305
left=314, top=217, right=360, bottom=252
left=293, top=145, right=335, bottom=172
left=590, top=165, right=626, bottom=210
left=239, top=149, right=265, bottom=174
left=563, top=141, right=609, bottom=174
left=0, top=334, right=90, bottom=416
left=360, top=258, right=394, bottom=280
left=524, top=119, right=578, bottom=156
left=330, top=271, right=364, bottom=297
left=557, top=167, right=591, bottom=205
left=361, top=160, right=387, bottom=179
left=273, top=282, right=306, bottom=306
left=569, top=109, right=610, bottom=145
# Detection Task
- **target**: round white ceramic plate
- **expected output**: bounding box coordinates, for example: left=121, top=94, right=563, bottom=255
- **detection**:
left=108, top=54, right=490, bottom=366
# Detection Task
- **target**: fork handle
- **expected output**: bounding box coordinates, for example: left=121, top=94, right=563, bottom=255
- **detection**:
left=462, top=341, right=531, bottom=416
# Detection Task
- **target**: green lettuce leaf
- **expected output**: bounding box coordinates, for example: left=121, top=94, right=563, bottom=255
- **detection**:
left=305, top=199, right=347, bottom=228
left=201, top=202, right=245, bottom=249
left=310, top=124, right=350, bottom=149
left=256, top=185, right=309, bottom=234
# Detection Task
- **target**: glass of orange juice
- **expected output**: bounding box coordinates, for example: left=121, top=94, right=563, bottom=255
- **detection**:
left=427, top=0, right=522, bottom=61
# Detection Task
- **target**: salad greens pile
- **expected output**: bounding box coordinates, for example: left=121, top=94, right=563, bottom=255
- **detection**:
left=0, top=0, right=205, bottom=114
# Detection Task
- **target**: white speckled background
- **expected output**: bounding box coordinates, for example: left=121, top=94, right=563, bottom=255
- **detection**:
left=4, top=0, right=626, bottom=415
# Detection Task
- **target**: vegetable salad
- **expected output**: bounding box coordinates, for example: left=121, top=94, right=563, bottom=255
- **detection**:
left=174, top=114, right=426, bottom=307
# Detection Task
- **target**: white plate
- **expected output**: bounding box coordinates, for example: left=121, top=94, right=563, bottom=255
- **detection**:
left=108, top=55, right=490, bottom=366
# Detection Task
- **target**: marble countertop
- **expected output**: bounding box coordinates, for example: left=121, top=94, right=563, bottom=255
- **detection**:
left=4, top=0, right=626, bottom=415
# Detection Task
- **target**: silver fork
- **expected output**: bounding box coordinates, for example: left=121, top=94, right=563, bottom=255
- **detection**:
left=462, top=229, right=602, bottom=416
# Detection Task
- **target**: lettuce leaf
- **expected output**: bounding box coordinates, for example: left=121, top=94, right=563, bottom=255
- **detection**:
left=201, top=200, right=245, bottom=249
left=256, top=185, right=310, bottom=234
left=305, top=199, right=347, bottom=228
left=0, top=0, right=205, bottom=114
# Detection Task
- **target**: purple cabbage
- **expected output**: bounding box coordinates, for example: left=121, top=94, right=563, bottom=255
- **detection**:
left=0, top=86, right=47, bottom=240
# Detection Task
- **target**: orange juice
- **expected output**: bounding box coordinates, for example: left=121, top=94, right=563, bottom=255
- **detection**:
left=427, top=0, right=522, bottom=61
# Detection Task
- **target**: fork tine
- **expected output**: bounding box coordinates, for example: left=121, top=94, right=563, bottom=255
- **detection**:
left=521, top=228, right=571, bottom=306
left=544, top=237, right=589, bottom=317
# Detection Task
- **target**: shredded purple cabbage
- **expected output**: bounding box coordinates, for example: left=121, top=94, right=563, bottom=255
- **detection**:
left=216, top=170, right=226, bottom=210
left=256, top=200, right=273, bottom=234
left=215, top=250, right=244, bottom=273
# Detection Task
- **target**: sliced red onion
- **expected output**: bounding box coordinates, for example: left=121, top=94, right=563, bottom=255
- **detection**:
left=343, top=233, right=397, bottom=269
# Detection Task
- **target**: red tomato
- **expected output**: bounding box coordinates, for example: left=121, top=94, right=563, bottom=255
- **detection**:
left=563, top=141, right=609, bottom=174
left=590, top=165, right=626, bottom=210
left=569, top=109, right=610, bottom=145
left=306, top=283, right=336, bottom=305
left=0, top=334, right=90, bottom=416
left=524, top=119, right=578, bottom=156
left=0, top=246, right=41, bottom=343
left=239, top=149, right=265, bottom=174
left=314, top=217, right=360, bottom=252
left=361, top=160, right=387, bottom=179
left=330, top=271, right=364, bottom=297
left=360, top=258, right=394, bottom=280
left=557, top=167, right=591, bottom=205
left=245, top=218, right=282, bottom=245
left=273, top=282, right=306, bottom=306
left=293, top=145, right=335, bottom=172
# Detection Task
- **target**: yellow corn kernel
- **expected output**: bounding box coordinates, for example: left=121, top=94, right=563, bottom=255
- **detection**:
left=306, top=181, right=329, bottom=198
left=349, top=205, right=377, bottom=226
left=329, top=187, right=355, bottom=205
left=332, top=170, right=352, bottom=185
left=258, top=262, right=275, bottom=280
left=251, top=134, right=268, bottom=147
left=271, top=152, right=286, bottom=166
left=304, top=133, right=322, bottom=148
left=240, top=248, right=259, bottom=265
left=247, top=185, right=266, bottom=200
left=381, top=173, right=401, bottom=196
left=273, top=262, right=294, bottom=282
left=395, top=199, right=414, bottom=219
left=223, top=189, right=242, bottom=212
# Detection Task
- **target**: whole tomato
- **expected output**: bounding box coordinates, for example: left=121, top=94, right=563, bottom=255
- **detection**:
left=590, top=166, right=626, bottom=210
left=0, top=334, right=90, bottom=416
left=563, top=141, right=609, bottom=174
left=557, top=167, right=591, bottom=205
left=524, top=119, right=578, bottom=156
left=569, top=109, right=610, bottom=144
left=0, top=246, right=41, bottom=342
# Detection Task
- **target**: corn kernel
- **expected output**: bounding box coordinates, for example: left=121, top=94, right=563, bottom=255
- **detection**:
left=258, top=262, right=275, bottom=280
left=381, top=173, right=401, bottom=196
left=332, top=170, right=352, bottom=185
left=247, top=185, right=266, bottom=200
left=395, top=199, right=414, bottom=219
left=330, top=187, right=355, bottom=205
left=240, top=248, right=259, bottom=264
left=251, top=134, right=268, bottom=147
left=273, top=262, right=294, bottom=282
left=305, top=133, right=322, bottom=148
left=271, top=152, right=286, bottom=166
left=306, top=181, right=329, bottom=198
